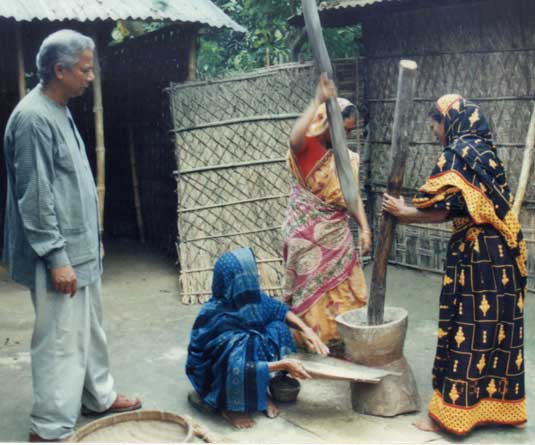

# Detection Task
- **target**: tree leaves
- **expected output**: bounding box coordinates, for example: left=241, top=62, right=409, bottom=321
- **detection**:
left=197, top=0, right=361, bottom=79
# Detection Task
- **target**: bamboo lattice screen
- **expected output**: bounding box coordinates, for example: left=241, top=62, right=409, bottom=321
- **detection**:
left=170, top=63, right=317, bottom=303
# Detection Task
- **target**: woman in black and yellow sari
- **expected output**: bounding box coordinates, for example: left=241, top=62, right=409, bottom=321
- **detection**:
left=382, top=94, right=527, bottom=436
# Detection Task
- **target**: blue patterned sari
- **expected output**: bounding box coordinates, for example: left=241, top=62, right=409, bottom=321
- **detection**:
left=186, top=248, right=295, bottom=413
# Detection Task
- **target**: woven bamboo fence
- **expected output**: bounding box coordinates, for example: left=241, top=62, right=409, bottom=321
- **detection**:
left=360, top=0, right=535, bottom=290
left=170, top=61, right=368, bottom=303
left=170, top=63, right=315, bottom=303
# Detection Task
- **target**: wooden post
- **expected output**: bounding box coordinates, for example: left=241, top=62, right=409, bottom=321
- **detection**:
left=354, top=55, right=361, bottom=150
left=512, top=102, right=535, bottom=217
left=187, top=29, right=198, bottom=81
left=128, top=125, right=145, bottom=243
left=15, top=23, right=26, bottom=100
left=290, top=29, right=307, bottom=62
left=367, top=60, right=418, bottom=326
left=301, top=0, right=362, bottom=220
left=92, top=36, right=106, bottom=236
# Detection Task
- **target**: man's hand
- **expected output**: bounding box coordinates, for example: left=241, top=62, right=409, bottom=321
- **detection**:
left=50, top=265, right=77, bottom=297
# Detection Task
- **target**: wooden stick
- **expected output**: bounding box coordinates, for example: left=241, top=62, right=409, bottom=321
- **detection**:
left=368, top=60, right=418, bottom=326
left=290, top=29, right=307, bottom=61
left=354, top=54, right=361, bottom=149
left=179, top=157, right=285, bottom=176
left=301, top=0, right=361, bottom=221
left=513, top=102, right=535, bottom=217
left=171, top=113, right=300, bottom=134
left=92, top=35, right=106, bottom=236
left=178, top=194, right=289, bottom=214
left=181, top=258, right=284, bottom=274
left=187, top=28, right=198, bottom=81
left=15, top=23, right=26, bottom=100
left=183, top=225, right=282, bottom=243
left=128, top=125, right=145, bottom=243
left=169, top=62, right=315, bottom=91
left=265, top=46, right=271, bottom=67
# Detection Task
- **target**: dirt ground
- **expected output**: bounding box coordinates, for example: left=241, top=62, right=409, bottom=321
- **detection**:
left=0, top=239, right=532, bottom=443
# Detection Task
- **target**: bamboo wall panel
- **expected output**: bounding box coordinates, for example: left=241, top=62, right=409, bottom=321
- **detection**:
left=170, top=62, right=366, bottom=303
left=170, top=65, right=315, bottom=303
left=361, top=0, right=535, bottom=290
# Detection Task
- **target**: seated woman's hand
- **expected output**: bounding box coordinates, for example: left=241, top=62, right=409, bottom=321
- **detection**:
left=282, top=359, right=312, bottom=380
left=302, top=327, right=330, bottom=357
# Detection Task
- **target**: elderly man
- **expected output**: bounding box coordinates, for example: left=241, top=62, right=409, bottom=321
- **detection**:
left=3, top=30, right=141, bottom=442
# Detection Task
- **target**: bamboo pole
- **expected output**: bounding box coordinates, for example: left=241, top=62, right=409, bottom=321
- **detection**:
left=179, top=157, right=285, bottom=176
left=301, top=0, right=362, bottom=221
left=15, top=23, right=26, bottom=100
left=187, top=29, right=198, bottom=81
left=512, top=102, right=535, bottom=217
left=368, top=60, right=418, bottom=326
left=128, top=125, right=145, bottom=243
left=290, top=29, right=307, bottom=62
left=169, top=61, right=315, bottom=90
left=354, top=54, right=361, bottom=149
left=178, top=194, right=289, bottom=214
left=183, top=225, right=282, bottom=244
left=171, top=113, right=300, bottom=134
left=92, top=37, right=106, bottom=236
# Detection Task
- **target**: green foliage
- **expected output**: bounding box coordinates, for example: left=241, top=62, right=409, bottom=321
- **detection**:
left=197, top=0, right=361, bottom=79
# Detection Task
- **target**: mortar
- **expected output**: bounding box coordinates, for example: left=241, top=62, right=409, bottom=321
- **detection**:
left=336, top=306, right=420, bottom=416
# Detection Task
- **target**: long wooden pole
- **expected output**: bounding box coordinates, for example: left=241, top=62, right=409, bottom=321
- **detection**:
left=15, top=23, right=26, bottom=100
left=301, top=0, right=361, bottom=220
left=187, top=29, right=198, bottom=81
left=512, top=102, right=535, bottom=217
left=128, top=125, right=145, bottom=243
left=367, top=60, right=418, bottom=326
left=92, top=37, right=106, bottom=236
left=354, top=55, right=361, bottom=150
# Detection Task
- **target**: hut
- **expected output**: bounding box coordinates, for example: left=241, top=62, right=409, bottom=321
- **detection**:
left=290, top=0, right=535, bottom=291
left=0, top=0, right=244, bottom=257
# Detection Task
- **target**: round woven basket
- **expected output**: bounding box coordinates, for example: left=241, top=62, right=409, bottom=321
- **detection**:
left=70, top=410, right=194, bottom=443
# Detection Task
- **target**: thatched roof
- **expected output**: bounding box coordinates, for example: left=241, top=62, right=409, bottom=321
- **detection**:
left=0, top=0, right=246, bottom=32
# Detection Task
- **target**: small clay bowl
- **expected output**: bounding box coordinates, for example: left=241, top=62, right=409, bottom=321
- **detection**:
left=269, top=373, right=301, bottom=403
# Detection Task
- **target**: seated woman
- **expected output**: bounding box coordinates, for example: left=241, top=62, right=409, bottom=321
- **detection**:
left=186, top=248, right=328, bottom=429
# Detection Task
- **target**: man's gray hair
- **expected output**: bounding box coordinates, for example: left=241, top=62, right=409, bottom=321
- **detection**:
left=36, top=29, right=95, bottom=85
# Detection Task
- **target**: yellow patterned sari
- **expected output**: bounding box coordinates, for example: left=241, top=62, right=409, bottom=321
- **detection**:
left=414, top=95, right=526, bottom=435
left=282, top=146, right=367, bottom=346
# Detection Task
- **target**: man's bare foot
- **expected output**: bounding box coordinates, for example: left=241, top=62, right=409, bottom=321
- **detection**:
left=265, top=398, right=280, bottom=419
left=222, top=411, right=256, bottom=429
left=412, top=417, right=442, bottom=433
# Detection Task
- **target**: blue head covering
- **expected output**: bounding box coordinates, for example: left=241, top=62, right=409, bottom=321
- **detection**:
left=211, top=247, right=261, bottom=308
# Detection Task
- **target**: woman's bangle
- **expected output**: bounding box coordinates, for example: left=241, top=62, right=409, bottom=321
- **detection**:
left=361, top=229, right=372, bottom=234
